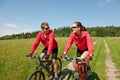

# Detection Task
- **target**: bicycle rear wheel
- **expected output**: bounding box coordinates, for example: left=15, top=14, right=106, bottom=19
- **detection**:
left=57, top=58, right=62, bottom=75
left=27, top=70, right=45, bottom=80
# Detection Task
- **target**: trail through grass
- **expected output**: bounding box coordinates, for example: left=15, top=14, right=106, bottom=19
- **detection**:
left=105, top=37, right=120, bottom=78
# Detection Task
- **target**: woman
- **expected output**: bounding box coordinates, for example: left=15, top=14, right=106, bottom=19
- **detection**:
left=63, top=21, right=94, bottom=58
left=62, top=21, right=94, bottom=68
left=27, top=22, right=59, bottom=80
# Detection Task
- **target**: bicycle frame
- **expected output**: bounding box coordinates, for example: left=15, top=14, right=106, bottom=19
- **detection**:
left=64, top=57, right=92, bottom=80
left=75, top=61, right=87, bottom=80
left=33, top=56, right=54, bottom=77
left=27, top=56, right=62, bottom=80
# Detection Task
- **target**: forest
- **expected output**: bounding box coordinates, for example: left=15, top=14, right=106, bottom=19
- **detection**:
left=0, top=25, right=120, bottom=40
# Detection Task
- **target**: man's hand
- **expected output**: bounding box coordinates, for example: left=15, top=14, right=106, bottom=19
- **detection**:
left=61, top=54, right=68, bottom=59
left=26, top=53, right=32, bottom=59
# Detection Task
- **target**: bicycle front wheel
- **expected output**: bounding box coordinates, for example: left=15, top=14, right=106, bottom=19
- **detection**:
left=27, top=70, right=45, bottom=80
left=72, top=71, right=81, bottom=80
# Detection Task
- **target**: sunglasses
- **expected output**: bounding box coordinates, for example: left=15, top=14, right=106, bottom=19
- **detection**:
left=42, top=27, right=49, bottom=30
left=72, top=26, right=77, bottom=29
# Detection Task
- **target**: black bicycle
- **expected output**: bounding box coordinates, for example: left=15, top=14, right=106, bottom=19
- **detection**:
left=26, top=56, right=62, bottom=80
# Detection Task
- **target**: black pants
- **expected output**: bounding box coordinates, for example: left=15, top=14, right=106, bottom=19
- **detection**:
left=42, top=47, right=58, bottom=59
left=77, top=48, right=88, bottom=57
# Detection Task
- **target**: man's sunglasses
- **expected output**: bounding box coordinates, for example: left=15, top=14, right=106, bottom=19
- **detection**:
left=42, top=27, right=49, bottom=30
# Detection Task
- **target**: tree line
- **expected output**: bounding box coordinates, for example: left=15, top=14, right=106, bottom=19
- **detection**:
left=0, top=26, right=120, bottom=40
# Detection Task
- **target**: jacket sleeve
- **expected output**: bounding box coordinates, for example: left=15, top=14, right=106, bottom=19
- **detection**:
left=64, top=33, right=74, bottom=53
left=47, top=32, right=54, bottom=55
left=30, top=32, right=41, bottom=54
left=86, top=32, right=94, bottom=55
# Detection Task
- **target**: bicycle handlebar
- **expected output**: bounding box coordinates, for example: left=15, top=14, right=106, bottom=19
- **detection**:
left=65, top=57, right=85, bottom=62
left=62, top=56, right=92, bottom=63
left=30, top=56, right=40, bottom=59
left=30, top=56, right=52, bottom=62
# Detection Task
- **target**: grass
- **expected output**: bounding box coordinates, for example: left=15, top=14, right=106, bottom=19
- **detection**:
left=0, top=37, right=119, bottom=80
left=88, top=37, right=106, bottom=80
left=0, top=39, right=36, bottom=80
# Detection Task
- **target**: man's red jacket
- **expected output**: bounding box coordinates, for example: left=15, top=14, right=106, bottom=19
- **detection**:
left=30, top=30, right=58, bottom=55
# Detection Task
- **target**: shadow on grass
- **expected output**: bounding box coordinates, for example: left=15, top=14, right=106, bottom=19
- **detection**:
left=87, top=72, right=100, bottom=80
left=59, top=68, right=100, bottom=80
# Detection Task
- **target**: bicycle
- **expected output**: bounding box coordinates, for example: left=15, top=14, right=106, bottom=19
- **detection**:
left=26, top=56, right=62, bottom=80
left=62, top=56, right=92, bottom=80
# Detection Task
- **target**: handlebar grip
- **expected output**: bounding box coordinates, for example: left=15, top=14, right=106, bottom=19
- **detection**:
left=60, top=55, right=64, bottom=59
left=85, top=56, right=92, bottom=61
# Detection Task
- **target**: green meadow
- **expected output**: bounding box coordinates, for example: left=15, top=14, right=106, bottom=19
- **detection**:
left=0, top=37, right=120, bottom=80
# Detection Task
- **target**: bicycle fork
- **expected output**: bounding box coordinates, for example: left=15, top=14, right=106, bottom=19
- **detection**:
left=76, top=64, right=86, bottom=80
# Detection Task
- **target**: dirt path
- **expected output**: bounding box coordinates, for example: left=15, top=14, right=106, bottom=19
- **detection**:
left=104, top=40, right=119, bottom=80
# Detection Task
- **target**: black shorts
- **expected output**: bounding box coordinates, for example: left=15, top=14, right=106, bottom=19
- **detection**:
left=77, top=48, right=88, bottom=57
left=41, top=47, right=58, bottom=60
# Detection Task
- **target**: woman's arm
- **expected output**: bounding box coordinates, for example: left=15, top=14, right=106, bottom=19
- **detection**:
left=64, top=33, right=74, bottom=54
left=86, top=32, right=94, bottom=55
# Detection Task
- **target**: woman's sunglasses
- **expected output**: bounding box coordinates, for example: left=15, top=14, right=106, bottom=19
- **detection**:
left=72, top=26, right=77, bottom=29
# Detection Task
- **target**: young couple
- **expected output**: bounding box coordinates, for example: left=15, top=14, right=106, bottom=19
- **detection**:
left=26, top=21, right=94, bottom=80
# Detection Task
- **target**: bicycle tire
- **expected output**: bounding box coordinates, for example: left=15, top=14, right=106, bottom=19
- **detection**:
left=47, top=57, right=62, bottom=77
left=27, top=70, right=45, bottom=80
left=72, top=77, right=81, bottom=80
left=57, top=58, right=62, bottom=74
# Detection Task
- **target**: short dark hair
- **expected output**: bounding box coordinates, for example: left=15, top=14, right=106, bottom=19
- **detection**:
left=41, top=22, right=49, bottom=29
